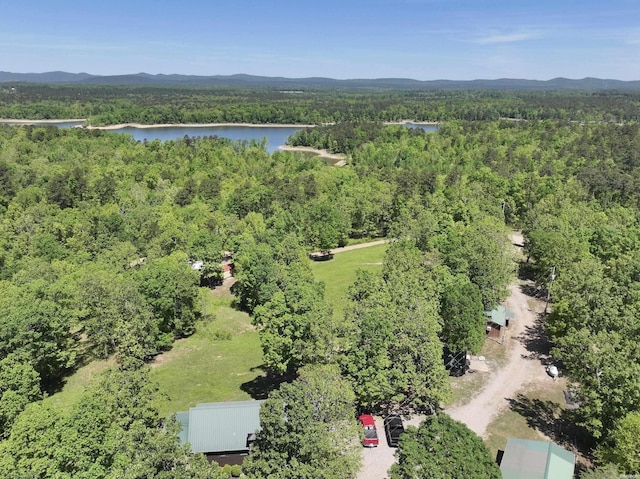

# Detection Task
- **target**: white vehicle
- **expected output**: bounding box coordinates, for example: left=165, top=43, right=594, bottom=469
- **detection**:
left=546, top=365, right=559, bottom=379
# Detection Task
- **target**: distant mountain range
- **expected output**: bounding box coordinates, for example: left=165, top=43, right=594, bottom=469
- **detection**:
left=1, top=71, right=640, bottom=90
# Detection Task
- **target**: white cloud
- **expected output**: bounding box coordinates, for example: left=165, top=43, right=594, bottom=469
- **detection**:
left=475, top=31, right=542, bottom=45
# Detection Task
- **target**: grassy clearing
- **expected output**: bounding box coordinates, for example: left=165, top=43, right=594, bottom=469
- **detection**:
left=310, top=243, right=387, bottom=318
left=43, top=357, right=116, bottom=413
left=151, top=290, right=264, bottom=416
left=43, top=287, right=265, bottom=416
left=485, top=378, right=568, bottom=456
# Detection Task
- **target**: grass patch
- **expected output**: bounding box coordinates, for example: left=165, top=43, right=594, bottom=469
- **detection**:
left=310, top=244, right=387, bottom=318
left=43, top=357, right=116, bottom=413
left=151, top=291, right=264, bottom=416
left=485, top=378, right=568, bottom=456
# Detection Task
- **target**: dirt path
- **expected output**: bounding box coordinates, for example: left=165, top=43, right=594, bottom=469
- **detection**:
left=446, top=232, right=549, bottom=437
left=329, top=239, right=390, bottom=254
left=357, top=232, right=551, bottom=479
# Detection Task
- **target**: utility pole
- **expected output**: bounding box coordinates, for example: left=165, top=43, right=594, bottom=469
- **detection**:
left=544, top=265, right=556, bottom=314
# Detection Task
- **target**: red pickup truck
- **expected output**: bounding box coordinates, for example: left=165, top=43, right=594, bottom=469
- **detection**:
left=358, top=414, right=379, bottom=447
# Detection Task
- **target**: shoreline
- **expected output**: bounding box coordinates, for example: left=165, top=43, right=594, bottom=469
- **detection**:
left=84, top=122, right=317, bottom=130
left=0, top=118, right=86, bottom=124
left=278, top=145, right=347, bottom=166
left=0, top=119, right=438, bottom=128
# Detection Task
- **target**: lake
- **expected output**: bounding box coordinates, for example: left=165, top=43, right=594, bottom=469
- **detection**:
left=114, top=125, right=303, bottom=153
left=3, top=121, right=437, bottom=153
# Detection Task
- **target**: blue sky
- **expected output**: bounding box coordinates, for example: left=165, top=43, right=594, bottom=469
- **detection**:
left=1, top=0, right=639, bottom=80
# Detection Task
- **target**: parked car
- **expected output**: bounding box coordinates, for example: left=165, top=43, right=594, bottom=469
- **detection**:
left=383, top=415, right=404, bottom=447
left=358, top=414, right=379, bottom=447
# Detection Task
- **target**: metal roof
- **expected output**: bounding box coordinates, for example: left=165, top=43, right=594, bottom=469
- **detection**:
left=484, top=305, right=515, bottom=327
left=175, top=411, right=190, bottom=445
left=500, top=438, right=575, bottom=479
left=177, top=401, right=264, bottom=454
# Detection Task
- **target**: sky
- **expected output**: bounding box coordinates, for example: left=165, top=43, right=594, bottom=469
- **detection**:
left=1, top=0, right=639, bottom=80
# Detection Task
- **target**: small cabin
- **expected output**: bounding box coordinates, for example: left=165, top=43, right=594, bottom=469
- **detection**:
left=176, top=401, right=264, bottom=466
left=484, top=305, right=514, bottom=341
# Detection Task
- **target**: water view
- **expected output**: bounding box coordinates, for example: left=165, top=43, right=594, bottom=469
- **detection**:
left=114, top=125, right=303, bottom=153
left=3, top=121, right=437, bottom=153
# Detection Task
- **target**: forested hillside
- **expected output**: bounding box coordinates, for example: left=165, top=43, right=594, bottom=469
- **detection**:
left=3, top=84, right=640, bottom=125
left=1, top=99, right=640, bottom=476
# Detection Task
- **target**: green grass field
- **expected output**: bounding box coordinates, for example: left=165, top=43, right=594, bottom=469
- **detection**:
left=151, top=292, right=264, bottom=416
left=44, top=289, right=265, bottom=415
left=44, top=245, right=388, bottom=415
left=485, top=378, right=568, bottom=456
left=310, top=244, right=388, bottom=318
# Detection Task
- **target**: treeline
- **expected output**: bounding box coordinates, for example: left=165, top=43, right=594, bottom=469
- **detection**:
left=3, top=115, right=640, bottom=475
left=287, top=118, right=640, bottom=475
left=2, top=84, right=640, bottom=124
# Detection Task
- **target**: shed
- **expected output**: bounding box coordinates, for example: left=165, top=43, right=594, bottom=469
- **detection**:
left=177, top=400, right=263, bottom=465
left=484, top=305, right=514, bottom=340
left=500, top=438, right=575, bottom=479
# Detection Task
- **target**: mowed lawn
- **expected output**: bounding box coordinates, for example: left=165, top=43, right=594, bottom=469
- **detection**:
left=310, top=243, right=388, bottom=318
left=44, top=290, right=265, bottom=416
left=151, top=295, right=264, bottom=416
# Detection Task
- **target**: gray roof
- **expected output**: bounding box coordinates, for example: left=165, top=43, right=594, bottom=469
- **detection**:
left=500, top=438, right=575, bottom=479
left=484, top=305, right=515, bottom=327
left=178, top=401, right=264, bottom=454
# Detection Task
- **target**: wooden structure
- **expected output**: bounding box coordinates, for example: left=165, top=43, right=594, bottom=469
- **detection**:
left=484, top=305, right=514, bottom=342
left=308, top=250, right=334, bottom=261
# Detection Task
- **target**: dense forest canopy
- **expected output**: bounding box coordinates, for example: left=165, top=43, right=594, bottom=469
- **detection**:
left=2, top=84, right=640, bottom=124
left=1, top=85, right=640, bottom=475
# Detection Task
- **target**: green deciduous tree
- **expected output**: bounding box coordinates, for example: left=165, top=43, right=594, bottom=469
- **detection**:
left=597, top=412, right=640, bottom=474
left=253, top=274, right=332, bottom=374
left=390, top=414, right=501, bottom=479
left=439, top=272, right=486, bottom=354
left=0, top=353, right=42, bottom=439
left=244, top=364, right=361, bottom=479
left=135, top=252, right=200, bottom=343
left=343, top=241, right=450, bottom=412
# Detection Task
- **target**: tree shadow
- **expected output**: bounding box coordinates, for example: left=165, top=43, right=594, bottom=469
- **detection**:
left=517, top=313, right=553, bottom=363
left=519, top=281, right=544, bottom=299
left=240, top=366, right=297, bottom=400
left=507, top=393, right=595, bottom=462
left=43, top=334, right=106, bottom=395
left=517, top=261, right=537, bottom=282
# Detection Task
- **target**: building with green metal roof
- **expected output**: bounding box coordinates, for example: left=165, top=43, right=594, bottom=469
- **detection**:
left=177, top=400, right=264, bottom=464
left=500, top=438, right=575, bottom=479
left=484, top=305, right=515, bottom=341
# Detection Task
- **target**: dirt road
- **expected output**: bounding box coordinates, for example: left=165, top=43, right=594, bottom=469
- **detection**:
left=446, top=232, right=550, bottom=438
left=330, top=240, right=390, bottom=254
left=357, top=232, right=552, bottom=479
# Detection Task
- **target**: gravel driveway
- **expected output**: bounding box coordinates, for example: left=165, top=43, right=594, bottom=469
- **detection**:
left=357, top=232, right=552, bottom=479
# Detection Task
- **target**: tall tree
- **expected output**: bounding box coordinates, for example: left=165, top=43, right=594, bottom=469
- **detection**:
left=439, top=272, right=486, bottom=354
left=390, top=414, right=501, bottom=479
left=244, top=364, right=361, bottom=479
left=597, top=412, right=640, bottom=474
left=343, top=242, right=450, bottom=412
